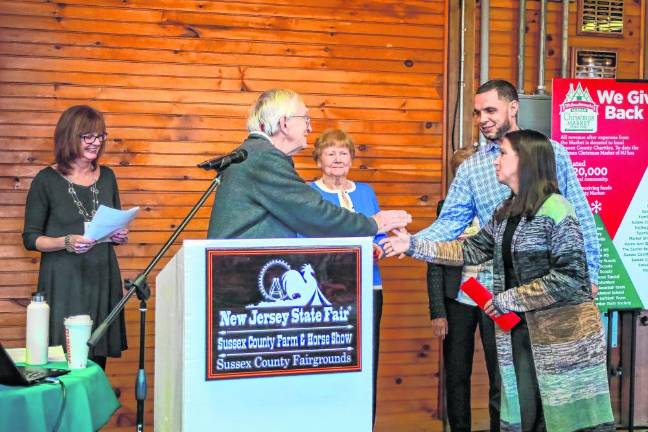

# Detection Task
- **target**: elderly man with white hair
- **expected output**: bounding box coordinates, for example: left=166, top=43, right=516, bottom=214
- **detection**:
left=207, top=89, right=411, bottom=239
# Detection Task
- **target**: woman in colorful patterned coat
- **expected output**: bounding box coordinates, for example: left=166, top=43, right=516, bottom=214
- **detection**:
left=382, top=129, right=614, bottom=432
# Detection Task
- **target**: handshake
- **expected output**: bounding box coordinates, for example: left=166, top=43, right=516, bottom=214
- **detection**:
left=371, top=210, right=412, bottom=234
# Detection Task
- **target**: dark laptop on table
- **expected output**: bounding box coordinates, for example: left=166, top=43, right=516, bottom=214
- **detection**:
left=0, top=342, right=69, bottom=386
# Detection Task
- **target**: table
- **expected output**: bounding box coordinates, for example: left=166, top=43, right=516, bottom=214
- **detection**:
left=0, top=360, right=119, bottom=431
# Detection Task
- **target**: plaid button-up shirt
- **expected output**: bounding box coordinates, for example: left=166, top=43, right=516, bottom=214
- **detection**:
left=416, top=139, right=600, bottom=288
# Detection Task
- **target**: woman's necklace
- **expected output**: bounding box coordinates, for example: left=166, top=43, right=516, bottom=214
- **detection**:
left=317, top=178, right=355, bottom=212
left=65, top=175, right=99, bottom=222
left=321, top=176, right=351, bottom=192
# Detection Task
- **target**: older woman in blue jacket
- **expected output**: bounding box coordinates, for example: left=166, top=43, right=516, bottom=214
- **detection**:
left=310, top=128, right=384, bottom=425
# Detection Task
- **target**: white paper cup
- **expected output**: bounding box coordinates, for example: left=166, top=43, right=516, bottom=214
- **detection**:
left=64, top=315, right=93, bottom=369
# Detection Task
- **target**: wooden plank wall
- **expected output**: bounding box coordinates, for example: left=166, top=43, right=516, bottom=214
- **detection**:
left=483, top=0, right=643, bottom=93
left=460, top=0, right=644, bottom=149
left=0, top=1, right=448, bottom=431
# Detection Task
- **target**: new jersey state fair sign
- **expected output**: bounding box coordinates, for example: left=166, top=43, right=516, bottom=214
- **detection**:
left=552, top=78, right=648, bottom=311
left=205, top=247, right=362, bottom=379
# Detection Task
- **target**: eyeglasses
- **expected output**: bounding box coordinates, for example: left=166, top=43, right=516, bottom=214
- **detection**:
left=287, top=115, right=311, bottom=128
left=80, top=133, right=108, bottom=144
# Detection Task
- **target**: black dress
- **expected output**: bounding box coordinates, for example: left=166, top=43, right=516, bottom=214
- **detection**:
left=22, top=166, right=128, bottom=358
left=502, top=215, right=545, bottom=431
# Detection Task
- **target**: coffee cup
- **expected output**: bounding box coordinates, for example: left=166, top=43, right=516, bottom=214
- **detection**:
left=64, top=315, right=93, bottom=369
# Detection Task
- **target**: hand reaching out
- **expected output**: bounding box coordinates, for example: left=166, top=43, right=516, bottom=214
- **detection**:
left=372, top=210, right=412, bottom=234
left=379, top=228, right=411, bottom=258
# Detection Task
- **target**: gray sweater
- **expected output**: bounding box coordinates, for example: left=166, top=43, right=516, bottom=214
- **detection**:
left=207, top=135, right=378, bottom=239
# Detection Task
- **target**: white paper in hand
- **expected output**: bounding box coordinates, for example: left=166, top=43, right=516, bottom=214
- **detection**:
left=83, top=205, right=139, bottom=241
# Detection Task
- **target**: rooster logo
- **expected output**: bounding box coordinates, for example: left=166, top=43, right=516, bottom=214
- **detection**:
left=254, top=260, right=331, bottom=308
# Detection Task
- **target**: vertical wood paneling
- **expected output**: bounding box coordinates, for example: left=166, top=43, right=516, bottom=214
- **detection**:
left=0, top=1, right=447, bottom=430
left=478, top=0, right=643, bottom=93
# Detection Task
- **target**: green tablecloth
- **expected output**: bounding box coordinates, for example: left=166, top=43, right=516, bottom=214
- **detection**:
left=0, top=360, right=119, bottom=432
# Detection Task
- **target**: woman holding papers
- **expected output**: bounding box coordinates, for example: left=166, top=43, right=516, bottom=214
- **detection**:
left=382, top=130, right=613, bottom=431
left=22, top=105, right=128, bottom=369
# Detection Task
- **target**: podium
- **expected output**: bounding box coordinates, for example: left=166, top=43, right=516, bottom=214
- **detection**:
left=154, top=238, right=374, bottom=431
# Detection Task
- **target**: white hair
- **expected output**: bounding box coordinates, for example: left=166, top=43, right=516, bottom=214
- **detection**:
left=247, top=89, right=303, bottom=136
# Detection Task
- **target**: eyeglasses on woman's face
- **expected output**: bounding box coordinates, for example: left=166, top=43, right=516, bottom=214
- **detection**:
left=79, top=133, right=108, bottom=144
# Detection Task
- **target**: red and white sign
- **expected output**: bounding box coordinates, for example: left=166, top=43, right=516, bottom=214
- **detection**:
left=552, top=78, right=647, bottom=311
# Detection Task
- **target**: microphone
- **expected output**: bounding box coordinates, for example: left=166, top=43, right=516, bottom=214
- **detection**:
left=197, top=149, right=248, bottom=171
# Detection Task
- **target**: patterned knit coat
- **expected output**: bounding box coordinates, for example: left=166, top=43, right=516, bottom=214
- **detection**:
left=409, top=194, right=614, bottom=432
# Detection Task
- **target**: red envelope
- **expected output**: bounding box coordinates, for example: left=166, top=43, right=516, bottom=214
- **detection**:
left=461, top=277, right=521, bottom=332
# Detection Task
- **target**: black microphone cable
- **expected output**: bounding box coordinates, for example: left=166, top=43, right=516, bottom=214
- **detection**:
left=44, top=377, right=67, bottom=432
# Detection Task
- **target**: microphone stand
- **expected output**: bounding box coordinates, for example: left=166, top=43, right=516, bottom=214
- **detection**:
left=88, top=173, right=223, bottom=432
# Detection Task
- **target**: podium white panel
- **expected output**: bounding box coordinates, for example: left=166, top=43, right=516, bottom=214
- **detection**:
left=155, top=238, right=374, bottom=432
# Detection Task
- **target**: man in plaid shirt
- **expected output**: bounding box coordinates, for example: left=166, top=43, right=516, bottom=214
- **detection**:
left=416, top=79, right=599, bottom=431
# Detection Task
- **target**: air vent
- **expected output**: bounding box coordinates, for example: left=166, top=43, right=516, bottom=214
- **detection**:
left=571, top=48, right=617, bottom=78
left=578, top=0, right=624, bottom=36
